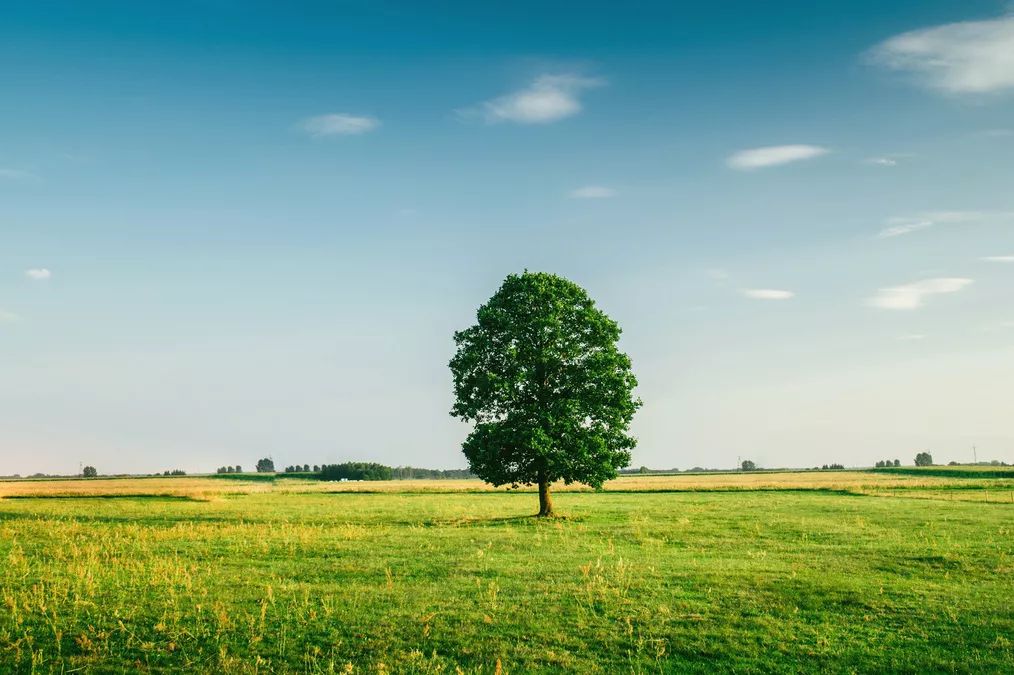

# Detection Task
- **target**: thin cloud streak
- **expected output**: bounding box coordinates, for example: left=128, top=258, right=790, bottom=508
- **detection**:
left=742, top=288, right=795, bottom=300
left=569, top=185, right=616, bottom=199
left=868, top=278, right=973, bottom=310
left=297, top=113, right=380, bottom=137
left=727, top=145, right=829, bottom=170
left=0, top=168, right=39, bottom=181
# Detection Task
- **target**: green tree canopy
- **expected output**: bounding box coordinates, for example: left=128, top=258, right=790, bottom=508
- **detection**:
left=449, top=271, right=641, bottom=516
left=914, top=452, right=933, bottom=467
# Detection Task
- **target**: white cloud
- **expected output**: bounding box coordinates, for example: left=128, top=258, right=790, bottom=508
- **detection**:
left=866, top=157, right=898, bottom=166
left=742, top=289, right=794, bottom=300
left=25, top=268, right=52, bottom=280
left=870, top=14, right=1014, bottom=94
left=469, top=74, right=604, bottom=124
left=981, top=255, right=1014, bottom=262
left=868, top=277, right=973, bottom=310
left=297, top=113, right=380, bottom=137
left=569, top=185, right=616, bottom=199
left=727, top=145, right=829, bottom=170
left=0, top=309, right=21, bottom=323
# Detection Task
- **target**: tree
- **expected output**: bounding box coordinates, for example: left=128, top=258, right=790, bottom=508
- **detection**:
left=741, top=460, right=757, bottom=471
left=82, top=466, right=98, bottom=478
left=255, top=458, right=275, bottom=473
left=449, top=271, right=641, bottom=517
left=235, top=465, right=242, bottom=473
left=914, top=452, right=933, bottom=467
left=319, top=462, right=393, bottom=481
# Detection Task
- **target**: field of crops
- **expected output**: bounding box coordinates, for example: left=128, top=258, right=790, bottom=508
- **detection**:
left=1, top=470, right=1012, bottom=672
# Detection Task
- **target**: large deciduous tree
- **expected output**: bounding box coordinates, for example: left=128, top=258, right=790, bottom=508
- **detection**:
left=449, top=271, right=641, bottom=516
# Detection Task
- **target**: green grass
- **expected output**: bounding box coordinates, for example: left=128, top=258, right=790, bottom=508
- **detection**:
left=1, top=486, right=1012, bottom=672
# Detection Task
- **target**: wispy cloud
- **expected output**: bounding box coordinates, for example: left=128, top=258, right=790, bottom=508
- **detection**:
left=973, top=128, right=1014, bottom=138
left=742, top=288, right=794, bottom=300
left=0, top=309, right=21, bottom=323
left=297, top=113, right=380, bottom=137
left=877, top=218, right=933, bottom=238
left=727, top=145, right=829, bottom=170
left=464, top=74, right=604, bottom=124
left=877, top=210, right=1013, bottom=238
left=897, top=333, right=927, bottom=341
left=25, top=268, right=52, bottom=281
left=868, top=277, right=973, bottom=310
left=569, top=185, right=616, bottom=199
left=0, top=168, right=39, bottom=181
left=981, top=255, right=1014, bottom=262
left=866, top=157, right=899, bottom=166
left=869, top=13, right=1014, bottom=94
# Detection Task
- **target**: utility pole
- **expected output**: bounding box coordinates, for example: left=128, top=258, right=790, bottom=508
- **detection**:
left=973, top=445, right=977, bottom=465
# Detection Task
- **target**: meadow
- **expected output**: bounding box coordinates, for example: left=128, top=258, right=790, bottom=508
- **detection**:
left=1, top=471, right=1012, bottom=673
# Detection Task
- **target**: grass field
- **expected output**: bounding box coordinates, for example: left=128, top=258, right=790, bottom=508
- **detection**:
left=1, top=472, right=1012, bottom=672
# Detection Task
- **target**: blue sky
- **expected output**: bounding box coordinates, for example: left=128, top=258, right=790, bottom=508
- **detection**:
left=2, top=1, right=1013, bottom=474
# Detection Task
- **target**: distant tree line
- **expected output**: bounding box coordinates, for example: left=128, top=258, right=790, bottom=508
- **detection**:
left=207, top=461, right=473, bottom=480
left=821, top=463, right=845, bottom=470
left=162, top=469, right=186, bottom=476
left=618, top=466, right=681, bottom=475
left=280, top=463, right=475, bottom=480
left=319, top=462, right=393, bottom=481
left=874, top=459, right=901, bottom=468
left=283, top=464, right=320, bottom=473
left=389, top=466, right=474, bottom=479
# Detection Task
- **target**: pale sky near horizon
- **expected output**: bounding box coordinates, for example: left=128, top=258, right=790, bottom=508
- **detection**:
left=2, top=1, right=1013, bottom=475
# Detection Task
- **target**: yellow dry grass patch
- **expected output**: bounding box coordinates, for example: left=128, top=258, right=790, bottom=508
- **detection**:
left=0, top=470, right=991, bottom=499
left=0, top=477, right=273, bottom=499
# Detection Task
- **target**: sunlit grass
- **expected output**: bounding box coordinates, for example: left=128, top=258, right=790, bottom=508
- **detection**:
left=0, top=475, right=1011, bottom=672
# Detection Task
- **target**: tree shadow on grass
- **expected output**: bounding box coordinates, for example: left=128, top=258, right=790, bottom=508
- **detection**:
left=418, top=512, right=584, bottom=528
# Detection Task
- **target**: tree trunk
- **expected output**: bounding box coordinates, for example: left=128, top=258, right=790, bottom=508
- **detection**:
left=537, top=472, right=554, bottom=517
